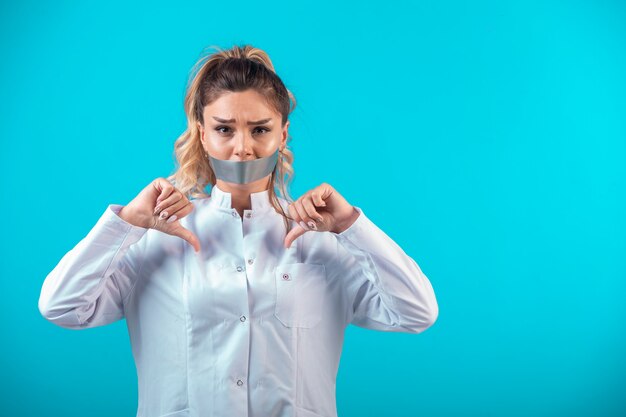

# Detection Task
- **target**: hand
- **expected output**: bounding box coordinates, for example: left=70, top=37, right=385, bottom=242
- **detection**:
left=118, top=177, right=201, bottom=253
left=284, top=182, right=360, bottom=248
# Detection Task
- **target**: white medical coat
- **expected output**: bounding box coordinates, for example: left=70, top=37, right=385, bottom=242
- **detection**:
left=38, top=184, right=438, bottom=417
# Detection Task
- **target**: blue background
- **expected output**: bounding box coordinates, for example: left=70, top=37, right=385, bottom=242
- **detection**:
left=1, top=0, right=625, bottom=416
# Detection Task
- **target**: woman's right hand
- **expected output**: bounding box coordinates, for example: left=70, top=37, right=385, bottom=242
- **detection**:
left=118, top=178, right=201, bottom=253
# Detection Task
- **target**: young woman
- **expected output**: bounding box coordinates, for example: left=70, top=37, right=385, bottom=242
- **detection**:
left=38, top=44, right=439, bottom=417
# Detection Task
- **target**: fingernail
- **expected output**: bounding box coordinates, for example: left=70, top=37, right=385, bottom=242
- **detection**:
left=307, top=221, right=317, bottom=230
left=317, top=216, right=324, bottom=222
left=299, top=221, right=310, bottom=230
left=166, top=214, right=178, bottom=223
left=159, top=210, right=169, bottom=220
left=154, top=206, right=160, bottom=215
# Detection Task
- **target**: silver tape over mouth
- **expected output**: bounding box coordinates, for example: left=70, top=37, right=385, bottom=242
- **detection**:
left=208, top=148, right=279, bottom=184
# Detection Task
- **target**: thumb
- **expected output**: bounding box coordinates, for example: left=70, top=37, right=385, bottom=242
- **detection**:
left=170, top=225, right=201, bottom=253
left=284, top=224, right=307, bottom=249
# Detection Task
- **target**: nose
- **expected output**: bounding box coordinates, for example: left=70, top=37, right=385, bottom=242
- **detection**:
left=233, top=131, right=254, bottom=160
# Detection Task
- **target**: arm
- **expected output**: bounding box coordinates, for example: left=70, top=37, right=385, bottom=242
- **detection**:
left=331, top=207, right=438, bottom=333
left=38, top=204, right=149, bottom=330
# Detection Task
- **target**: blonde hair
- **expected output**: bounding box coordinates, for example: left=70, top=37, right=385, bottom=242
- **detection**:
left=166, top=44, right=297, bottom=235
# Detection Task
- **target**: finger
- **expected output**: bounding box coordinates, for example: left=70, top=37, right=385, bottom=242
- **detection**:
left=161, top=201, right=192, bottom=223
left=287, top=202, right=302, bottom=223
left=293, top=199, right=318, bottom=231
left=286, top=203, right=309, bottom=230
left=287, top=203, right=315, bottom=232
left=311, top=190, right=327, bottom=207
left=170, top=201, right=194, bottom=219
left=284, top=224, right=307, bottom=248
left=301, top=196, right=324, bottom=223
left=153, top=178, right=175, bottom=206
left=156, top=196, right=188, bottom=219
left=154, top=190, right=184, bottom=215
left=292, top=199, right=308, bottom=222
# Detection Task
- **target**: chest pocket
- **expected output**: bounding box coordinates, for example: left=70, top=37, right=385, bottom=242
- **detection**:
left=274, top=263, right=327, bottom=328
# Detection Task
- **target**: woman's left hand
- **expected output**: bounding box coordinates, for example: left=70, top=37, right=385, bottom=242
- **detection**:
left=284, top=182, right=360, bottom=248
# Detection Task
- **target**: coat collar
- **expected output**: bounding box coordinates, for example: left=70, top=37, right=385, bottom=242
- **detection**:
left=207, top=183, right=274, bottom=213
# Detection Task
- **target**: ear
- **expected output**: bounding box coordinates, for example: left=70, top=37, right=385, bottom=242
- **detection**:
left=197, top=121, right=205, bottom=144
left=280, top=120, right=290, bottom=149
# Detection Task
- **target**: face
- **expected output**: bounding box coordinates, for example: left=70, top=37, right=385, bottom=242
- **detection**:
left=197, top=89, right=289, bottom=166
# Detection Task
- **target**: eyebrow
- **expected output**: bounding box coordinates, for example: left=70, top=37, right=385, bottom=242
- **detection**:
left=212, top=116, right=273, bottom=125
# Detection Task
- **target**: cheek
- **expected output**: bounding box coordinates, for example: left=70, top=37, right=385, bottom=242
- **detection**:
left=259, top=136, right=281, bottom=152
left=205, top=134, right=279, bottom=157
left=205, top=137, right=231, bottom=157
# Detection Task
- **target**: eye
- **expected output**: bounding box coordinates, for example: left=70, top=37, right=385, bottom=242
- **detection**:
left=254, top=127, right=271, bottom=134
left=215, top=126, right=231, bottom=134
left=213, top=126, right=271, bottom=136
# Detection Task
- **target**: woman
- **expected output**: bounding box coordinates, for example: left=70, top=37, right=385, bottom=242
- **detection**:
left=38, top=44, right=439, bottom=417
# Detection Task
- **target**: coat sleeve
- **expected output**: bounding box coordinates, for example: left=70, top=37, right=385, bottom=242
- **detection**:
left=38, top=204, right=149, bottom=330
left=331, top=206, right=438, bottom=333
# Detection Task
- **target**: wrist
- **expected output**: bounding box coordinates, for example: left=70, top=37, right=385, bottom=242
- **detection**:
left=332, top=206, right=360, bottom=234
left=118, top=206, right=149, bottom=229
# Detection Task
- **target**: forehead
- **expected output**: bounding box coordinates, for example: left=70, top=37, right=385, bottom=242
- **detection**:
left=203, top=90, right=277, bottom=121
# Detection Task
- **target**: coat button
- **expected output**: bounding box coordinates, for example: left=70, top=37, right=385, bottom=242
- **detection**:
left=236, top=266, right=244, bottom=272
left=247, top=258, right=254, bottom=265
left=245, top=212, right=252, bottom=218
left=240, top=315, right=246, bottom=322
left=237, top=379, right=244, bottom=386
left=282, top=273, right=290, bottom=280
